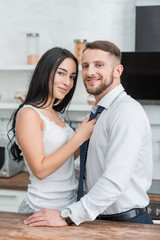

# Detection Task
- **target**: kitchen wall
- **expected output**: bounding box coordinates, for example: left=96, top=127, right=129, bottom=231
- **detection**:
left=0, top=0, right=136, bottom=65
left=0, top=0, right=136, bottom=104
left=0, top=0, right=160, bottom=178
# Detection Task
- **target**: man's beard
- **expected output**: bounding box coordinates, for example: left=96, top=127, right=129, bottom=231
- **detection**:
left=84, top=73, right=114, bottom=96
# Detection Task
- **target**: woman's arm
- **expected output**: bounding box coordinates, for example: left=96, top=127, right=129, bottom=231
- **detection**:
left=74, top=148, right=80, bottom=160
left=16, top=108, right=95, bottom=179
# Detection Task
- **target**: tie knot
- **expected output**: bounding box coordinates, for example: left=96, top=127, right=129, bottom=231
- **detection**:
left=90, top=106, right=105, bottom=120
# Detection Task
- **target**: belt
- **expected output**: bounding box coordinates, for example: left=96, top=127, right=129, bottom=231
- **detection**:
left=97, top=207, right=147, bottom=221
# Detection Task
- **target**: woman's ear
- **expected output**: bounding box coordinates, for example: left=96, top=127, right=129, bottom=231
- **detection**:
left=114, top=64, right=124, bottom=78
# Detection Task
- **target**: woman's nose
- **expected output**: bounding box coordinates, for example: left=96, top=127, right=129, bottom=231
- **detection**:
left=64, top=76, right=71, bottom=86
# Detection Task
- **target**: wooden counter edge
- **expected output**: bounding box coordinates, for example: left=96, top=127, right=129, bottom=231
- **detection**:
left=0, top=171, right=30, bottom=191
left=148, top=194, right=160, bottom=202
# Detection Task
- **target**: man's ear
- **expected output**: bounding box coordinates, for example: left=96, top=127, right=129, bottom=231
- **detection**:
left=114, top=64, right=123, bottom=78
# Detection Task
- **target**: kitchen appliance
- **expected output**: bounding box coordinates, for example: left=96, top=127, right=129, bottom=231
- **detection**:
left=136, top=6, right=160, bottom=52
left=0, top=135, right=23, bottom=177
left=121, top=52, right=160, bottom=103
left=147, top=180, right=160, bottom=222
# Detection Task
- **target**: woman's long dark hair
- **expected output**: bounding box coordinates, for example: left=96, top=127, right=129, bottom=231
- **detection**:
left=8, top=47, right=78, bottom=163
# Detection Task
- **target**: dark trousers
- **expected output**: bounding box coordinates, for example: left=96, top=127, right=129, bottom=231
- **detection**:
left=97, top=209, right=153, bottom=224
left=122, top=210, right=153, bottom=224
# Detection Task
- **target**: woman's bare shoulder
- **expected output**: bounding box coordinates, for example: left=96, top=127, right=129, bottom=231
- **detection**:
left=17, top=106, right=41, bottom=122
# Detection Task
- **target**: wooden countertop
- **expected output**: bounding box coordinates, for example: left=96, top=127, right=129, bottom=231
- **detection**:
left=0, top=171, right=160, bottom=202
left=0, top=171, right=30, bottom=191
left=0, top=211, right=160, bottom=240
left=149, top=194, right=160, bottom=202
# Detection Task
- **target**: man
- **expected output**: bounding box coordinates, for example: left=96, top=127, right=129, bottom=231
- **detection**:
left=24, top=40, right=153, bottom=226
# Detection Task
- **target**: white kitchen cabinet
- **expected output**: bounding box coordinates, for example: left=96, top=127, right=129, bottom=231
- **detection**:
left=0, top=189, right=26, bottom=212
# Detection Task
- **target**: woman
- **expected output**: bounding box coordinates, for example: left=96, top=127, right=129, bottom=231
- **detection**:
left=8, top=47, right=95, bottom=213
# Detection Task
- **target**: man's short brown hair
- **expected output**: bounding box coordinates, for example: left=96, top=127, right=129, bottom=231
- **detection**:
left=83, top=40, right=122, bottom=62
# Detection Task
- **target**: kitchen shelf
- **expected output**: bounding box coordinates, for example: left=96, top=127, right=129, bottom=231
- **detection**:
left=0, top=102, right=92, bottom=112
left=0, top=65, right=81, bottom=71
left=68, top=103, right=91, bottom=111
left=0, top=65, right=36, bottom=70
left=0, top=103, right=19, bottom=109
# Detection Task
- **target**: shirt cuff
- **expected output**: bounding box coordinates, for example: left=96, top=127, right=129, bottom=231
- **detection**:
left=67, top=195, right=100, bottom=225
left=67, top=201, right=89, bottom=225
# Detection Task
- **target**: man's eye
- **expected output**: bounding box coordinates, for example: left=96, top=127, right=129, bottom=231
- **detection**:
left=96, top=64, right=103, bottom=67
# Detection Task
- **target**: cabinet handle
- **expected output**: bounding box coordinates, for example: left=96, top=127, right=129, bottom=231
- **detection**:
left=0, top=195, right=17, bottom=198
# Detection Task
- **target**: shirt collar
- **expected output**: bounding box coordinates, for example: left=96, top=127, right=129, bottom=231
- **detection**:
left=91, top=84, right=125, bottom=113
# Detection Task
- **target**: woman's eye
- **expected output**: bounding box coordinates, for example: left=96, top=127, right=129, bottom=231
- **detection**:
left=58, top=71, right=64, bottom=76
left=70, top=75, right=76, bottom=80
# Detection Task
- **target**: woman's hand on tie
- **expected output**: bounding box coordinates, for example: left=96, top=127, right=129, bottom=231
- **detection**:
left=75, top=115, right=96, bottom=144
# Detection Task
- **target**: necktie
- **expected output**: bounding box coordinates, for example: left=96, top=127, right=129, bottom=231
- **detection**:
left=77, top=105, right=105, bottom=201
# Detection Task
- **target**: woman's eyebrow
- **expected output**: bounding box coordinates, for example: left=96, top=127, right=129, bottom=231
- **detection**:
left=57, top=67, right=76, bottom=75
left=57, top=67, right=67, bottom=72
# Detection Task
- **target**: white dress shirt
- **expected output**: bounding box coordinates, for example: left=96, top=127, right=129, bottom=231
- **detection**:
left=68, top=84, right=152, bottom=225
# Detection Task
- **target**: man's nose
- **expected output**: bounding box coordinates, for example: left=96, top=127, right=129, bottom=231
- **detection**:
left=86, top=65, right=95, bottom=76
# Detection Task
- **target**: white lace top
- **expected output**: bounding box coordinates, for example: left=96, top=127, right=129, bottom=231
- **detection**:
left=16, top=105, right=77, bottom=211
